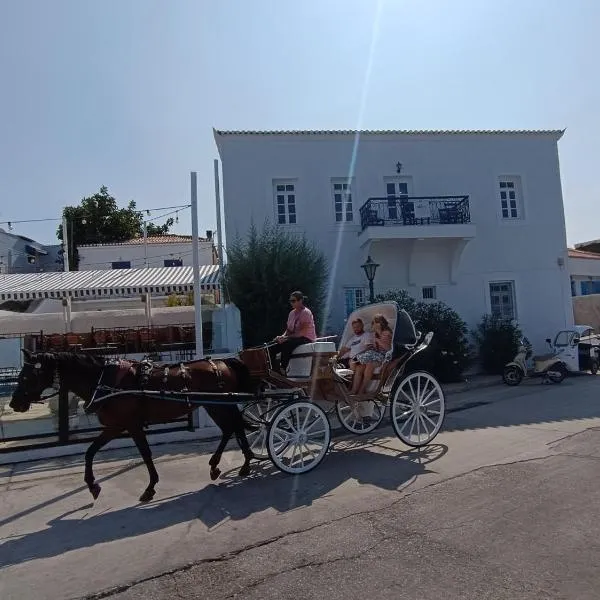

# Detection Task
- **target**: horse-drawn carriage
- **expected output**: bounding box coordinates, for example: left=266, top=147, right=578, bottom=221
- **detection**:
left=8, top=301, right=446, bottom=502
left=239, top=301, right=446, bottom=474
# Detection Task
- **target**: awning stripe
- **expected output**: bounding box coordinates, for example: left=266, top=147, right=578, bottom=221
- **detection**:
left=0, top=265, right=220, bottom=300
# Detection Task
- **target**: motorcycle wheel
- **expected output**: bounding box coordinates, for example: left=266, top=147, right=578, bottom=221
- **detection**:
left=503, top=365, right=523, bottom=386
left=547, top=363, right=567, bottom=383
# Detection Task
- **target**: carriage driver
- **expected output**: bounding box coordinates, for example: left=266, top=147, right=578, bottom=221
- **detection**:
left=268, top=290, right=317, bottom=374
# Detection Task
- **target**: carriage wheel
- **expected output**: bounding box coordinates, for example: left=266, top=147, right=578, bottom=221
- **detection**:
left=242, top=398, right=277, bottom=460
left=267, top=401, right=331, bottom=474
left=390, top=371, right=445, bottom=447
left=335, top=397, right=385, bottom=435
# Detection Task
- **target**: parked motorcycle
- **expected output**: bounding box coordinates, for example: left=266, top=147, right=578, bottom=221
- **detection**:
left=503, top=336, right=567, bottom=386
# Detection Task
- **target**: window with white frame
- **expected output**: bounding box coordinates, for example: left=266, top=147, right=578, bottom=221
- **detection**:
left=332, top=178, right=354, bottom=222
left=344, top=287, right=367, bottom=317
left=422, top=286, right=436, bottom=300
left=498, top=177, right=522, bottom=219
left=489, top=281, right=516, bottom=320
left=273, top=180, right=297, bottom=225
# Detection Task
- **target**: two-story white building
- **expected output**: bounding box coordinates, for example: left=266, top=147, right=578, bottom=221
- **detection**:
left=214, top=128, right=573, bottom=351
left=77, top=233, right=217, bottom=271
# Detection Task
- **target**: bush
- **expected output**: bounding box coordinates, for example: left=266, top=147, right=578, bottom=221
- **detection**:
left=371, top=290, right=471, bottom=383
left=472, top=314, right=522, bottom=375
left=222, top=221, right=328, bottom=347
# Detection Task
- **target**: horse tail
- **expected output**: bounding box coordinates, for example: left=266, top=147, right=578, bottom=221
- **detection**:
left=223, top=357, right=255, bottom=394
left=222, top=357, right=263, bottom=432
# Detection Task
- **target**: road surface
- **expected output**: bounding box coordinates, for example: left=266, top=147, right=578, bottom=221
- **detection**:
left=1, top=376, right=600, bottom=599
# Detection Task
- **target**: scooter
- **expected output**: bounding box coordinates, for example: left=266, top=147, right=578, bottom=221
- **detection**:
left=502, top=336, right=567, bottom=386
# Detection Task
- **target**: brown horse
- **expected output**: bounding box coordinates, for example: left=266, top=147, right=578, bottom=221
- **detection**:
left=9, top=350, right=258, bottom=502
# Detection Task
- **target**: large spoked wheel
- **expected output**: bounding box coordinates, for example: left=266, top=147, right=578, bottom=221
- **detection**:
left=267, top=401, right=331, bottom=474
left=336, top=397, right=385, bottom=434
left=242, top=398, right=278, bottom=460
left=390, top=371, right=445, bottom=448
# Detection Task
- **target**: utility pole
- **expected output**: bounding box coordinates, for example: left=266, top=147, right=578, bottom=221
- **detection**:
left=190, top=172, right=204, bottom=359
left=62, top=215, right=70, bottom=272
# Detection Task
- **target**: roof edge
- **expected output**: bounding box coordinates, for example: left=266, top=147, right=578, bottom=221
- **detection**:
left=213, top=128, right=566, bottom=140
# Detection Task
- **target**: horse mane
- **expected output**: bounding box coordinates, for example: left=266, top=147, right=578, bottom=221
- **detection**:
left=47, top=351, right=106, bottom=370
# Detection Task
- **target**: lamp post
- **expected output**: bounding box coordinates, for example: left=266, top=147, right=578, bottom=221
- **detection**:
left=361, top=255, right=380, bottom=303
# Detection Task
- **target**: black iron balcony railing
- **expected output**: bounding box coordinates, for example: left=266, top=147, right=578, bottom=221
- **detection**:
left=359, top=195, right=471, bottom=231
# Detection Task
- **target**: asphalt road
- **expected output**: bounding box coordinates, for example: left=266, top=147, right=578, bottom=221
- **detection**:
left=2, top=376, right=600, bottom=599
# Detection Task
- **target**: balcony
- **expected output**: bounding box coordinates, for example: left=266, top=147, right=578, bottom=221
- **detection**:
left=358, top=196, right=477, bottom=285
left=358, top=195, right=476, bottom=246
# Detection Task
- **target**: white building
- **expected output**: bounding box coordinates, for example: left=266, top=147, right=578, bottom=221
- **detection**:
left=77, top=234, right=217, bottom=271
left=569, top=247, right=600, bottom=296
left=0, top=228, right=61, bottom=274
left=215, top=128, right=573, bottom=351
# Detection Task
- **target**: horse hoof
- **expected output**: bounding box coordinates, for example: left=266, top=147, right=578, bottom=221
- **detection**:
left=139, top=488, right=156, bottom=503
left=210, top=468, right=221, bottom=481
left=239, top=464, right=251, bottom=478
left=90, top=483, right=102, bottom=500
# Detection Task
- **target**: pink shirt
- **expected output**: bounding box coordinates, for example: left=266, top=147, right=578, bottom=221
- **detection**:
left=286, top=306, right=317, bottom=342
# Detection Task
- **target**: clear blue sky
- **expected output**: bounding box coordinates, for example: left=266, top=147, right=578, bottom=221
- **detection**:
left=0, top=0, right=598, bottom=245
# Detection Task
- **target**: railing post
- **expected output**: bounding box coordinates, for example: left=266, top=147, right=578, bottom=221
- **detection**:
left=58, top=385, right=69, bottom=443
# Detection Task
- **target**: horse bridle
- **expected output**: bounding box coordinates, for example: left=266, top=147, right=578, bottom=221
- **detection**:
left=22, top=359, right=61, bottom=403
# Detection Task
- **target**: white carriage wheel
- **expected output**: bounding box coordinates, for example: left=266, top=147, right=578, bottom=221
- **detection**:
left=242, top=398, right=277, bottom=460
left=336, top=397, right=385, bottom=435
left=267, top=401, right=331, bottom=475
left=390, top=371, right=445, bottom=447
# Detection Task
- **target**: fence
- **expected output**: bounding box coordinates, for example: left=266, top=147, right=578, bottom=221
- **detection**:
left=0, top=323, right=219, bottom=453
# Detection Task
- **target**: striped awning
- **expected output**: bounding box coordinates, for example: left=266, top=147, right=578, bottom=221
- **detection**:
left=0, top=265, right=220, bottom=301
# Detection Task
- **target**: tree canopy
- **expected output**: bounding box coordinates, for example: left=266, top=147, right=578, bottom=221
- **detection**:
left=57, top=186, right=173, bottom=270
left=222, top=222, right=328, bottom=347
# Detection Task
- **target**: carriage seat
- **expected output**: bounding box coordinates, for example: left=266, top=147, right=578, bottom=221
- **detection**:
left=286, top=341, right=337, bottom=379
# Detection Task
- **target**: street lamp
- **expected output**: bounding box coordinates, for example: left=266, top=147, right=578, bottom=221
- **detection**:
left=361, top=255, right=380, bottom=303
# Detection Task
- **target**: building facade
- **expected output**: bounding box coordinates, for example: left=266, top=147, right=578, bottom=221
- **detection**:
left=569, top=247, right=600, bottom=296
left=0, top=228, right=61, bottom=274
left=77, top=234, right=217, bottom=271
left=215, top=128, right=573, bottom=351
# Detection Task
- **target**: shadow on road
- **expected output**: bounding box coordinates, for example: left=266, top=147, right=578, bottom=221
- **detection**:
left=444, top=376, right=600, bottom=432
left=0, top=441, right=447, bottom=568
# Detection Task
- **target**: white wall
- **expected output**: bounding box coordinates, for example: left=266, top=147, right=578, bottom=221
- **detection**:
left=78, top=241, right=214, bottom=271
left=215, top=130, right=572, bottom=351
left=570, top=255, right=600, bottom=296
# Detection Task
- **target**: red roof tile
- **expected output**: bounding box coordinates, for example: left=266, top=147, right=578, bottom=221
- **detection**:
left=568, top=248, right=600, bottom=260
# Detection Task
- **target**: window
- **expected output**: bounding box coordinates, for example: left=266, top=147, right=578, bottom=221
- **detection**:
left=344, top=287, right=367, bottom=317
left=489, top=281, right=516, bottom=320
left=498, top=177, right=522, bottom=219
left=332, top=179, right=354, bottom=222
left=164, top=259, right=183, bottom=267
left=571, top=278, right=576, bottom=296
left=111, top=261, right=131, bottom=269
left=581, top=280, right=600, bottom=295
left=422, top=286, right=436, bottom=300
left=274, top=180, right=297, bottom=225
left=385, top=178, right=411, bottom=220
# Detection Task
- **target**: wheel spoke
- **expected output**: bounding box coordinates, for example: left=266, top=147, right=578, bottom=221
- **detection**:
left=421, top=412, right=438, bottom=428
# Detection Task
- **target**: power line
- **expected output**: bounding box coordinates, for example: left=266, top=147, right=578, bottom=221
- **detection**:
left=0, top=203, right=191, bottom=228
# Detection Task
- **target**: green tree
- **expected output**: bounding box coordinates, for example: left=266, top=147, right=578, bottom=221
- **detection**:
left=56, top=186, right=174, bottom=270
left=472, top=314, right=522, bottom=375
left=222, top=222, right=328, bottom=347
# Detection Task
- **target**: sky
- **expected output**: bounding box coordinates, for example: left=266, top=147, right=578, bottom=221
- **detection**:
left=0, top=0, right=598, bottom=246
